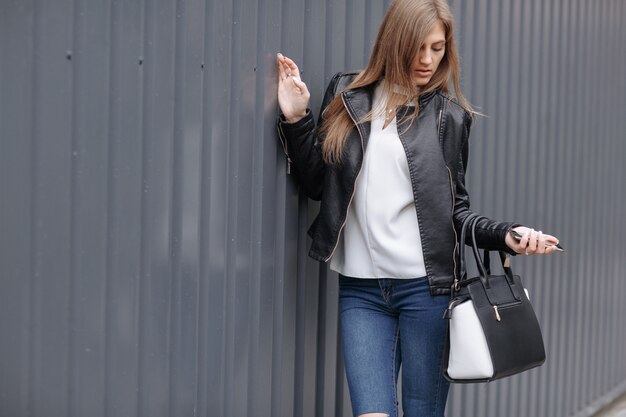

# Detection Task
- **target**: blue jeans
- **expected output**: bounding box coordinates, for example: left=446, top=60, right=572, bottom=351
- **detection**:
left=338, top=275, right=450, bottom=417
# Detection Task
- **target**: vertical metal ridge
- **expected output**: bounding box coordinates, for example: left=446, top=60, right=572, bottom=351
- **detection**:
left=482, top=0, right=496, bottom=202
left=600, top=0, right=611, bottom=396
left=196, top=0, right=213, bottom=413
left=293, top=3, right=312, bottom=415
left=137, top=0, right=152, bottom=414
left=590, top=0, right=603, bottom=404
left=27, top=0, right=41, bottom=415
left=605, top=1, right=626, bottom=392
left=606, top=0, right=618, bottom=395
left=0, top=1, right=39, bottom=415
left=162, top=1, right=176, bottom=412
left=168, top=0, right=185, bottom=415
left=606, top=0, right=620, bottom=396
left=581, top=0, right=593, bottom=411
left=323, top=0, right=333, bottom=77
left=207, top=0, right=230, bottom=414
left=554, top=0, right=572, bottom=412
left=620, top=0, right=626, bottom=392
left=197, top=44, right=208, bottom=417
left=569, top=1, right=584, bottom=412
left=224, top=0, right=241, bottom=413
left=103, top=0, right=117, bottom=412
left=344, top=0, right=352, bottom=68
left=132, top=2, right=146, bottom=416
left=579, top=0, right=593, bottom=410
left=161, top=2, right=177, bottom=413
left=572, top=0, right=590, bottom=409
left=67, top=0, right=79, bottom=414
left=562, top=0, right=577, bottom=413
left=271, top=2, right=289, bottom=416
left=248, top=0, right=271, bottom=413
left=543, top=0, right=562, bottom=414
left=532, top=2, right=549, bottom=415
left=598, top=0, right=612, bottom=397
left=363, top=1, right=371, bottom=60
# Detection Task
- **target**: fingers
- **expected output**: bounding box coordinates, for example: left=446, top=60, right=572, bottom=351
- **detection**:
left=282, top=54, right=301, bottom=78
left=542, top=233, right=559, bottom=245
left=277, top=53, right=302, bottom=82
left=536, top=231, right=546, bottom=254
left=524, top=229, right=539, bottom=254
left=520, top=228, right=558, bottom=256
left=518, top=228, right=531, bottom=249
left=277, top=53, right=289, bottom=82
left=545, top=244, right=558, bottom=255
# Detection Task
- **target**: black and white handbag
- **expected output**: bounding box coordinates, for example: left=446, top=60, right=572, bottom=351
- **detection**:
left=442, top=214, right=546, bottom=382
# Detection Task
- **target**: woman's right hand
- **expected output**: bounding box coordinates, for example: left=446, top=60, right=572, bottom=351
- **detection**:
left=277, top=53, right=310, bottom=123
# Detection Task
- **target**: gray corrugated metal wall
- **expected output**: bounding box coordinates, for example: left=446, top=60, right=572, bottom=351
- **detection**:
left=0, top=0, right=625, bottom=416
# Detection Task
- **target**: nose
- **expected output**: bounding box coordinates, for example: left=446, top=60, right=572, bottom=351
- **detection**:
left=420, top=51, right=433, bottom=65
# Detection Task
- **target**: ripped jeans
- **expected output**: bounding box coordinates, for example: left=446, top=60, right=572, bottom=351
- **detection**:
left=338, top=275, right=450, bottom=417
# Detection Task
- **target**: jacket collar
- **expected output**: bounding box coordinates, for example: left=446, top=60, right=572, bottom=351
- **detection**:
left=341, top=82, right=439, bottom=149
left=342, top=81, right=439, bottom=116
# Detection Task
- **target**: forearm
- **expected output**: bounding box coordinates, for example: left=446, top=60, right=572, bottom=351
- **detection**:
left=277, top=110, right=326, bottom=200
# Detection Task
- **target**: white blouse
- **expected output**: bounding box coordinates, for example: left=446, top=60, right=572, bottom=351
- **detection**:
left=330, top=84, right=427, bottom=279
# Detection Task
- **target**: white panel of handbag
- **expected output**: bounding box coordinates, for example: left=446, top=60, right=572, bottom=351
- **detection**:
left=446, top=289, right=530, bottom=380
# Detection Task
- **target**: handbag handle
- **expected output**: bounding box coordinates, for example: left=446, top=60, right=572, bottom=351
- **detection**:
left=458, top=213, right=480, bottom=282
left=470, top=221, right=519, bottom=297
left=468, top=217, right=490, bottom=282
left=483, top=250, right=515, bottom=283
left=459, top=214, right=517, bottom=288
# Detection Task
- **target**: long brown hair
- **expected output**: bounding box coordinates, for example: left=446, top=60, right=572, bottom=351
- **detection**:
left=319, top=0, right=474, bottom=165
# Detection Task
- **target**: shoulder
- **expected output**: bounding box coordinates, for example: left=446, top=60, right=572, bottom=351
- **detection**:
left=435, top=91, right=471, bottom=119
left=320, top=71, right=362, bottom=108
left=435, top=90, right=472, bottom=128
left=326, top=71, right=361, bottom=95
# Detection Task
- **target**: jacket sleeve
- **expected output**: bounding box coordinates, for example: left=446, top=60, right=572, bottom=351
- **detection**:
left=275, top=72, right=343, bottom=201
left=453, top=112, right=519, bottom=254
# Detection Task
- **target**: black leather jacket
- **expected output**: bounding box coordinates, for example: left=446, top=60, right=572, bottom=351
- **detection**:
left=277, top=72, right=516, bottom=295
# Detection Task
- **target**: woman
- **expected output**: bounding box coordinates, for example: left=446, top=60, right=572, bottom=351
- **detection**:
left=276, top=1, right=559, bottom=416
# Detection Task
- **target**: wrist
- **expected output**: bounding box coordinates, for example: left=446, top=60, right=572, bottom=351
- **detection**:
left=285, top=112, right=307, bottom=123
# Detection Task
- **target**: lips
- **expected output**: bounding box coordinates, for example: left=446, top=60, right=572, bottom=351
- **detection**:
left=414, top=69, right=432, bottom=77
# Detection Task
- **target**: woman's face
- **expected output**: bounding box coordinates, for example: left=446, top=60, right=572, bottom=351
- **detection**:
left=411, top=20, right=446, bottom=86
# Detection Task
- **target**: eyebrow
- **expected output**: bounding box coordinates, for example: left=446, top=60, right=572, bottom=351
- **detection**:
left=423, top=40, right=446, bottom=47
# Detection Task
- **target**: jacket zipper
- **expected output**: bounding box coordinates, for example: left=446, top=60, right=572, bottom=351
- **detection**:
left=447, top=166, right=459, bottom=289
left=324, top=93, right=365, bottom=262
left=439, top=105, right=460, bottom=290
left=276, top=121, right=293, bottom=174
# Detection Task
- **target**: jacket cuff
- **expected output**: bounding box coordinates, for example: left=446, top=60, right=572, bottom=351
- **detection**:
left=278, top=109, right=313, bottom=136
left=500, top=223, right=522, bottom=255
